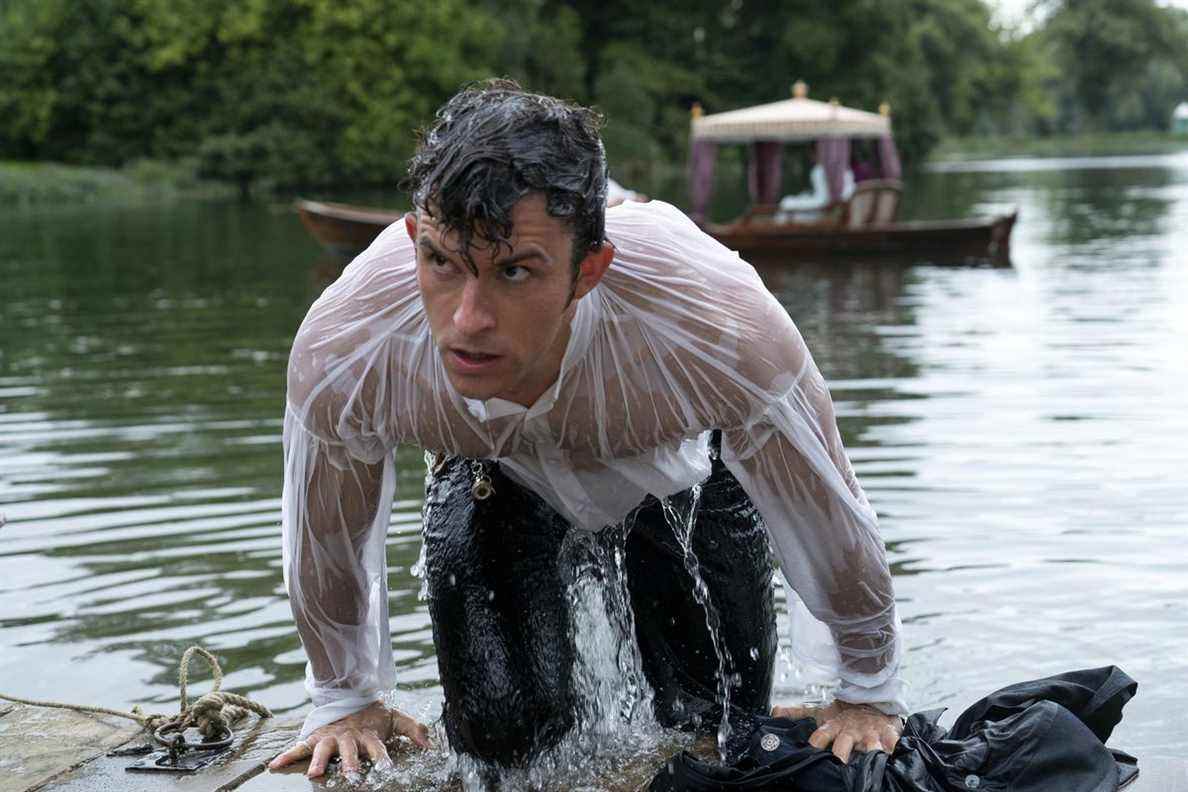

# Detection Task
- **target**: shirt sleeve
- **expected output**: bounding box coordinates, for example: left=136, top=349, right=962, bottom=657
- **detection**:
left=719, top=294, right=906, bottom=715
left=600, top=201, right=906, bottom=714
left=282, top=407, right=397, bottom=738
left=281, top=222, right=424, bottom=739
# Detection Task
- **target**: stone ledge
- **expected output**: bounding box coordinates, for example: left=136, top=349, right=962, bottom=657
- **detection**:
left=0, top=705, right=140, bottom=792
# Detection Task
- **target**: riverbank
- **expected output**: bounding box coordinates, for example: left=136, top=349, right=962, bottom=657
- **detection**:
left=0, top=160, right=234, bottom=205
left=932, top=131, right=1188, bottom=162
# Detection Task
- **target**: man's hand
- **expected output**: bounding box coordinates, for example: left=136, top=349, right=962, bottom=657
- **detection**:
left=268, top=702, right=431, bottom=778
left=771, top=700, right=902, bottom=763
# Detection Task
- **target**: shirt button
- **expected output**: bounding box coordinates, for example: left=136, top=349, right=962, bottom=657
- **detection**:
left=964, top=774, right=981, bottom=789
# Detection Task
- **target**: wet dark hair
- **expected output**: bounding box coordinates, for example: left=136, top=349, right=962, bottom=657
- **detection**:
left=404, top=79, right=608, bottom=275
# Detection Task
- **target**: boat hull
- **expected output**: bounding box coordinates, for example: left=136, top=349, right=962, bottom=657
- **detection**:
left=295, top=199, right=403, bottom=259
left=708, top=211, right=1017, bottom=265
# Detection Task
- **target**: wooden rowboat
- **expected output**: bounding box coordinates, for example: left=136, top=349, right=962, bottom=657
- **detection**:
left=686, top=85, right=1017, bottom=265
left=295, top=199, right=403, bottom=259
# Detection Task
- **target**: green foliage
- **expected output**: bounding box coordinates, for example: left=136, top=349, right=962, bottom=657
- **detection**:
left=2, top=0, right=1187, bottom=193
left=0, top=0, right=502, bottom=187
left=1033, top=0, right=1188, bottom=133
left=0, top=159, right=231, bottom=204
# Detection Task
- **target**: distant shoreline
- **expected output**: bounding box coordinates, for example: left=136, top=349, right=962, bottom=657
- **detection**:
left=0, top=160, right=233, bottom=205
left=931, top=131, right=1188, bottom=161
left=7, top=131, right=1188, bottom=206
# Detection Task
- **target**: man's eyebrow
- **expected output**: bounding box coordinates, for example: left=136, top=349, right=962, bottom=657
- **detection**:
left=418, top=236, right=550, bottom=267
left=494, top=247, right=551, bottom=268
left=418, top=237, right=448, bottom=258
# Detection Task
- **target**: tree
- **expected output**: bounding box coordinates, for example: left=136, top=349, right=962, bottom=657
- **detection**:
left=1037, top=0, right=1188, bottom=132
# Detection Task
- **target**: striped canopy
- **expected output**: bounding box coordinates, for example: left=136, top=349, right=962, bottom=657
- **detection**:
left=691, top=96, right=890, bottom=143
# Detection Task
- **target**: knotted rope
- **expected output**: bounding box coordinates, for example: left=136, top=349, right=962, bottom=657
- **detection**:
left=0, top=645, right=271, bottom=742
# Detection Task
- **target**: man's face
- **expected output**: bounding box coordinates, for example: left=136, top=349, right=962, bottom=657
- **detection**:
left=407, top=194, right=610, bottom=406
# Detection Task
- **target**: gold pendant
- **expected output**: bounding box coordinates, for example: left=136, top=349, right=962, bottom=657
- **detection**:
left=470, top=461, right=494, bottom=501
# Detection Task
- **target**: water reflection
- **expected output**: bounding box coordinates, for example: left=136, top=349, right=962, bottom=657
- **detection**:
left=2, top=155, right=1187, bottom=775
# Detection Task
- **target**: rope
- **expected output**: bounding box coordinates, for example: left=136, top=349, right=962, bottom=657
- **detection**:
left=0, top=645, right=271, bottom=741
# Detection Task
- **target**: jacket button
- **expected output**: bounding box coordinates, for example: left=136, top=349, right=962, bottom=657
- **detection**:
left=964, top=775, right=981, bottom=789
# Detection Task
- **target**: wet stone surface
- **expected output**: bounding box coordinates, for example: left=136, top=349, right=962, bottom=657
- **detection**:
left=0, top=705, right=140, bottom=792
left=2, top=703, right=1185, bottom=791
left=43, top=716, right=298, bottom=792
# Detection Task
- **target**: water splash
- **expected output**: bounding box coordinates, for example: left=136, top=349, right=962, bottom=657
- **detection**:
left=410, top=527, right=430, bottom=602
left=772, top=576, right=837, bottom=710
left=412, top=452, right=436, bottom=602
left=566, top=527, right=656, bottom=736
left=659, top=485, right=736, bottom=759
left=441, top=526, right=678, bottom=791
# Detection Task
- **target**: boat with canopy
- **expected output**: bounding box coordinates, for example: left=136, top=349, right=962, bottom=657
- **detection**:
left=688, top=82, right=1016, bottom=263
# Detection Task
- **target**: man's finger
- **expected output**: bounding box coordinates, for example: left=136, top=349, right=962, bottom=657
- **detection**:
left=307, top=737, right=338, bottom=778
left=361, top=732, right=393, bottom=769
left=338, top=732, right=361, bottom=776
left=859, top=735, right=883, bottom=753
left=832, top=732, right=855, bottom=763
left=268, top=739, right=312, bottom=770
left=772, top=705, right=816, bottom=720
left=881, top=725, right=901, bottom=752
left=808, top=722, right=835, bottom=751
left=392, top=712, right=431, bottom=749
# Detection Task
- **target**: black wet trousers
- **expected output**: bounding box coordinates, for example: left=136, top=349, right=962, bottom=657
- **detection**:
left=421, top=445, right=778, bottom=766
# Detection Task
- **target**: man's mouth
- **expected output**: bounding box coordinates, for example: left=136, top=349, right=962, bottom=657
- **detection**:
left=449, top=348, right=502, bottom=370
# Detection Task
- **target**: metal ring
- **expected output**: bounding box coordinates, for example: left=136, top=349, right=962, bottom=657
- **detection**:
left=153, top=721, right=234, bottom=752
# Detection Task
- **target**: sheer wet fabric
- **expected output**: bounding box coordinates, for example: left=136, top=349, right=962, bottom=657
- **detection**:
left=648, top=666, right=1140, bottom=792
left=282, top=200, right=905, bottom=738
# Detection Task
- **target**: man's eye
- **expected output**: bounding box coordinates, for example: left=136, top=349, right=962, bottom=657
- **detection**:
left=428, top=253, right=452, bottom=270
left=502, top=265, right=530, bottom=283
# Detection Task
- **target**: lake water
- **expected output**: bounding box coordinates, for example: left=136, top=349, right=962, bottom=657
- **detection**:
left=2, top=154, right=1186, bottom=780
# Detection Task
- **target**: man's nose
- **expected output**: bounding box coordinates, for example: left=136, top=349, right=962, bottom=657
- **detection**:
left=453, top=278, right=496, bottom=336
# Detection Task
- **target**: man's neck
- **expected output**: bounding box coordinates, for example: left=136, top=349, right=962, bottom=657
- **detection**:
left=496, top=302, right=576, bottom=407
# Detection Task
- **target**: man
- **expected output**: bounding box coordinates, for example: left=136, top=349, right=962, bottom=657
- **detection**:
left=270, top=80, right=906, bottom=780
left=776, top=148, right=855, bottom=221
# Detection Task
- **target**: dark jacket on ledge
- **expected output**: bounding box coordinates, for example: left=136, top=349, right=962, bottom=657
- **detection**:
left=649, top=666, right=1139, bottom=792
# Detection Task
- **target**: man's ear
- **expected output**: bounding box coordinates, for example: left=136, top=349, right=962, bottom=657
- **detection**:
left=404, top=211, right=418, bottom=241
left=571, top=241, right=614, bottom=302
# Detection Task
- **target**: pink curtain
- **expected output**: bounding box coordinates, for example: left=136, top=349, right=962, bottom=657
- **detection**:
left=747, top=141, right=783, bottom=205
left=816, top=137, right=851, bottom=203
left=688, top=140, right=717, bottom=225
left=878, top=135, right=902, bottom=180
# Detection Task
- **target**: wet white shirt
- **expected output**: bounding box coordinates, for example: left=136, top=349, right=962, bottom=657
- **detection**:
left=282, top=200, right=906, bottom=738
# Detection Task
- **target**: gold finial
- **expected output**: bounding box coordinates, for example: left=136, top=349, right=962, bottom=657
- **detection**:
left=879, top=101, right=891, bottom=116
left=792, top=80, right=808, bottom=99
left=691, top=101, right=703, bottom=120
